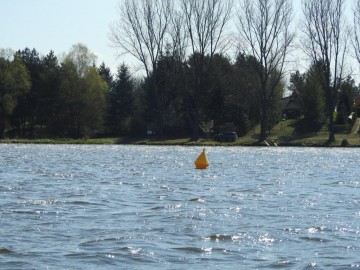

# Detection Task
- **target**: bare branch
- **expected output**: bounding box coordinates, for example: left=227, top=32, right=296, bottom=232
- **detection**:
left=109, top=0, right=172, bottom=77
left=237, top=0, right=294, bottom=140
left=237, top=0, right=293, bottom=81
left=301, top=0, right=349, bottom=142
left=353, top=0, right=360, bottom=65
left=169, top=9, right=188, bottom=61
left=181, top=0, right=233, bottom=58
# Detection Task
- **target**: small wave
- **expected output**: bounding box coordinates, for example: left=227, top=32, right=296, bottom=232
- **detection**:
left=204, top=234, right=238, bottom=241
left=306, top=226, right=327, bottom=233
left=0, top=248, right=13, bottom=254
left=299, top=236, right=330, bottom=243
left=79, top=237, right=122, bottom=246
left=230, top=206, right=241, bottom=212
left=67, top=201, right=100, bottom=206
left=258, top=234, right=276, bottom=245
left=160, top=185, right=170, bottom=190
left=333, top=180, right=359, bottom=186
left=65, top=252, right=94, bottom=258
left=120, top=246, right=142, bottom=255
left=283, top=228, right=301, bottom=233
left=150, top=206, right=164, bottom=210
left=265, top=260, right=296, bottom=269
left=18, top=199, right=56, bottom=205
left=174, top=247, right=212, bottom=253
left=165, top=203, right=182, bottom=209
left=11, top=210, right=36, bottom=215
left=189, top=198, right=205, bottom=202
left=303, top=262, right=318, bottom=269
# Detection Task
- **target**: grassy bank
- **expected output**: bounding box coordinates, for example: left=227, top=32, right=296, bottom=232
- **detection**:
left=113, top=119, right=360, bottom=147
left=1, top=119, right=360, bottom=146
left=0, top=138, right=118, bottom=145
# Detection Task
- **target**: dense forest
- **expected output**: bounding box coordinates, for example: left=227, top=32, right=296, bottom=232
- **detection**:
left=1, top=0, right=360, bottom=142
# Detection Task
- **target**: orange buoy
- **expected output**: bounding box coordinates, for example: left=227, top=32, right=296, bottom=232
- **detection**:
left=194, top=148, right=209, bottom=169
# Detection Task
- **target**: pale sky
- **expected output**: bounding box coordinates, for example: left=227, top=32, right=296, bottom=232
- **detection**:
left=0, top=0, right=120, bottom=71
left=0, top=0, right=356, bottom=76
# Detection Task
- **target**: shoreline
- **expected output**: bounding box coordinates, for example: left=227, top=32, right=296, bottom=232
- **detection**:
left=0, top=137, right=359, bottom=147
left=2, top=119, right=359, bottom=147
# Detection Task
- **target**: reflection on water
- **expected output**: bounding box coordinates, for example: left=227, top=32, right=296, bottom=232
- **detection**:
left=0, top=145, right=360, bottom=269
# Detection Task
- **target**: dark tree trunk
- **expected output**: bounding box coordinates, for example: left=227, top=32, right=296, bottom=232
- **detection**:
left=327, top=99, right=336, bottom=143
left=259, top=104, right=268, bottom=142
left=0, top=115, right=5, bottom=139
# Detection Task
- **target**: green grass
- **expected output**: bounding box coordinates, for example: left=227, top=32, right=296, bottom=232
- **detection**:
left=0, top=138, right=118, bottom=144
left=242, top=119, right=360, bottom=147
left=2, top=119, right=360, bottom=146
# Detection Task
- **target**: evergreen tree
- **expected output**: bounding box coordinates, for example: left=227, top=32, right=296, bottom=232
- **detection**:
left=232, top=53, right=262, bottom=134
left=336, top=76, right=358, bottom=125
left=108, top=63, right=134, bottom=135
left=151, top=50, right=187, bottom=137
left=290, top=65, right=326, bottom=132
left=203, top=54, right=232, bottom=134
left=11, top=48, right=43, bottom=136
left=39, top=51, right=61, bottom=136
left=0, top=54, right=31, bottom=138
left=99, top=62, right=113, bottom=135
left=98, top=62, right=113, bottom=89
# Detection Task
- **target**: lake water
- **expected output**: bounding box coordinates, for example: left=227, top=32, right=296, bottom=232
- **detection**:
left=0, top=144, right=360, bottom=269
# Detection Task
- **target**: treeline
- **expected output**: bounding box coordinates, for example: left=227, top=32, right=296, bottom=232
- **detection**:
left=2, top=0, right=360, bottom=141
left=0, top=45, right=107, bottom=139
left=108, top=0, right=360, bottom=142
left=289, top=64, right=359, bottom=133
left=0, top=44, right=280, bottom=139
left=1, top=44, right=358, bottom=140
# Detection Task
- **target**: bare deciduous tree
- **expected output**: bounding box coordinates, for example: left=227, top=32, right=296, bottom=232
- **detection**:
left=110, top=0, right=172, bottom=137
left=353, top=0, right=360, bottom=64
left=169, top=10, right=188, bottom=62
left=181, top=0, right=233, bottom=59
left=237, top=0, right=294, bottom=142
left=110, top=0, right=172, bottom=77
left=302, top=0, right=348, bottom=143
left=180, top=0, right=233, bottom=139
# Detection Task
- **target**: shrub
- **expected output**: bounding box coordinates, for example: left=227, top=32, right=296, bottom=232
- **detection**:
left=333, top=125, right=351, bottom=134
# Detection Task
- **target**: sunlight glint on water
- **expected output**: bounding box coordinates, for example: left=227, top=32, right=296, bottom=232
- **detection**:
left=0, top=145, right=360, bottom=269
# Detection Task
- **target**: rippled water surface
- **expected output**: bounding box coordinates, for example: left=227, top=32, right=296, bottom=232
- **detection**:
left=1, top=144, right=360, bottom=269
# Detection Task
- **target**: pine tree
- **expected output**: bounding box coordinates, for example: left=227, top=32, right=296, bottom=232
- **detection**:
left=108, top=63, right=134, bottom=135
